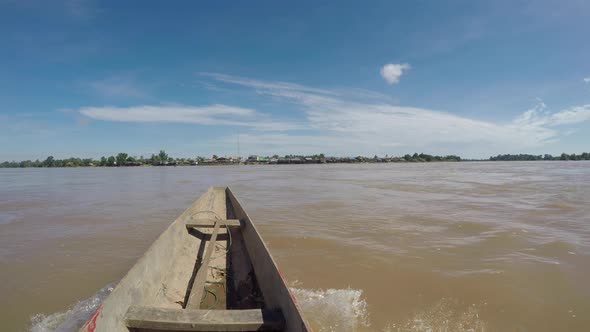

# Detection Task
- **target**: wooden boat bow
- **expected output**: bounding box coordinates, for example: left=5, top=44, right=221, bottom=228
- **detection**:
left=80, top=186, right=310, bottom=332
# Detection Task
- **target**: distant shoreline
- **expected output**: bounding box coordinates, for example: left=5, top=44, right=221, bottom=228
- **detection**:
left=1, top=151, right=589, bottom=168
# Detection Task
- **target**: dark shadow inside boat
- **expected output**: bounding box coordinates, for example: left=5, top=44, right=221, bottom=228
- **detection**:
left=226, top=197, right=266, bottom=310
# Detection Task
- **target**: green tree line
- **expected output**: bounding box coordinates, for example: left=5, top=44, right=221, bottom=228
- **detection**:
left=3, top=151, right=589, bottom=168
left=0, top=150, right=185, bottom=168
left=489, top=153, right=590, bottom=161
left=401, top=153, right=461, bottom=162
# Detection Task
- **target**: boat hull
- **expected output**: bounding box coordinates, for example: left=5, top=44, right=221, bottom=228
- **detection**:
left=79, top=186, right=309, bottom=332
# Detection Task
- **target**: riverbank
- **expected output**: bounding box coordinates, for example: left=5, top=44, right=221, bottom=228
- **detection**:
left=3, top=151, right=589, bottom=168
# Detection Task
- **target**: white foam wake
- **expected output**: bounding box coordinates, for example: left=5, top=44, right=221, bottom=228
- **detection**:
left=290, top=287, right=370, bottom=332
left=29, top=283, right=115, bottom=332
left=29, top=283, right=368, bottom=332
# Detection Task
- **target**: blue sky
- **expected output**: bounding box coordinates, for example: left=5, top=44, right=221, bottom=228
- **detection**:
left=1, top=0, right=589, bottom=160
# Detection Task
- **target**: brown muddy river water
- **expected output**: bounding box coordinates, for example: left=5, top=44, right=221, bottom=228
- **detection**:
left=1, top=162, right=589, bottom=331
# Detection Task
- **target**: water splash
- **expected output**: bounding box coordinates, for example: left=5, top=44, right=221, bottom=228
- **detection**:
left=290, top=287, right=370, bottom=331
left=29, top=283, right=114, bottom=332
left=383, top=298, right=487, bottom=332
left=28, top=282, right=485, bottom=332
left=29, top=283, right=367, bottom=332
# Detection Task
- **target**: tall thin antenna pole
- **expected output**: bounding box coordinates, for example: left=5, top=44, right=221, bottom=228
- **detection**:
left=237, top=129, right=240, bottom=164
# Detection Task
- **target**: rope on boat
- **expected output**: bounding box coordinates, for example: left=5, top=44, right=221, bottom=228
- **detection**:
left=189, top=210, right=233, bottom=256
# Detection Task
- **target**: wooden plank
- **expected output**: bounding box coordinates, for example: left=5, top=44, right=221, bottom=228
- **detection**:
left=186, top=219, right=241, bottom=228
left=189, top=187, right=228, bottom=310
left=124, top=306, right=284, bottom=331
left=185, top=221, right=221, bottom=309
left=226, top=187, right=310, bottom=332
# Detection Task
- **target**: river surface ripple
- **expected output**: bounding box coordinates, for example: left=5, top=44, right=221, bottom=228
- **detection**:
left=0, top=162, right=589, bottom=331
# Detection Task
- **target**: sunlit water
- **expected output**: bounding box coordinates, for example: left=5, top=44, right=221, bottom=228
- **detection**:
left=0, top=162, right=589, bottom=331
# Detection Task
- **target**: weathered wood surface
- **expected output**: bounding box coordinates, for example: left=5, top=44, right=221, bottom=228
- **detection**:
left=79, top=186, right=309, bottom=332
left=185, top=221, right=220, bottom=309
left=226, top=188, right=310, bottom=332
left=124, top=306, right=284, bottom=331
left=186, top=219, right=241, bottom=228
left=185, top=187, right=227, bottom=310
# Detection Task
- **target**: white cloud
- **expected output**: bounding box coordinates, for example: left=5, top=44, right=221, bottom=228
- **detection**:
left=77, top=73, right=590, bottom=157
left=380, top=63, right=411, bottom=85
left=511, top=101, right=590, bottom=126
left=79, top=104, right=302, bottom=131
left=548, top=105, right=590, bottom=125
left=584, top=77, right=590, bottom=83
left=206, top=74, right=590, bottom=157
left=201, top=72, right=338, bottom=96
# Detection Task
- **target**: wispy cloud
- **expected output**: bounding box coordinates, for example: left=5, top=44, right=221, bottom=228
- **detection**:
left=78, top=104, right=302, bottom=131
left=201, top=72, right=338, bottom=96
left=202, top=72, right=391, bottom=102
left=584, top=77, right=590, bottom=83
left=86, top=76, right=147, bottom=99
left=380, top=63, right=410, bottom=85
left=547, top=105, right=590, bottom=125
left=206, top=74, right=590, bottom=156
left=77, top=73, right=590, bottom=157
left=512, top=100, right=590, bottom=126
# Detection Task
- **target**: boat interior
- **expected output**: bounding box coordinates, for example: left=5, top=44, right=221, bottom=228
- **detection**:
left=117, top=187, right=301, bottom=331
